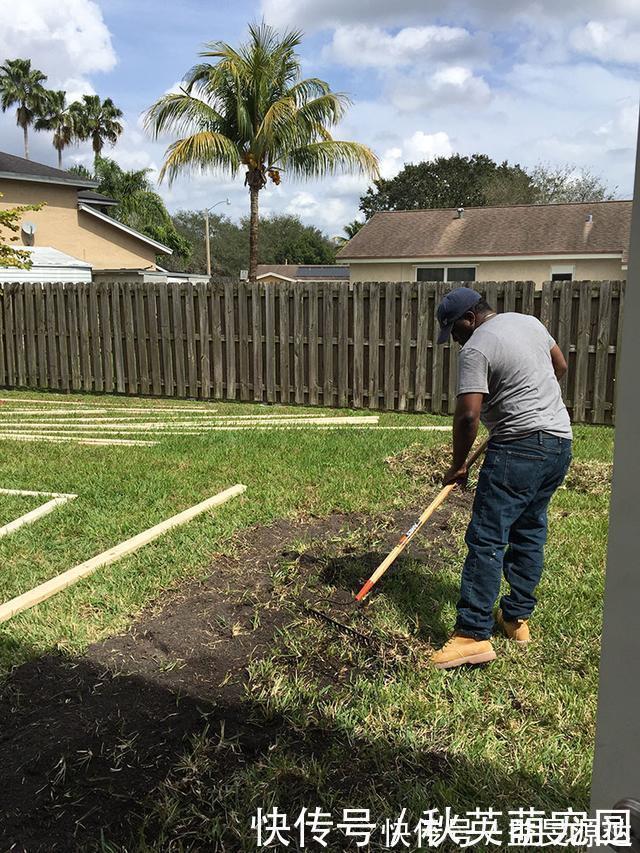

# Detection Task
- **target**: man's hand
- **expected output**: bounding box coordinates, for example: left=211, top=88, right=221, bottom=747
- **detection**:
left=443, top=464, right=469, bottom=487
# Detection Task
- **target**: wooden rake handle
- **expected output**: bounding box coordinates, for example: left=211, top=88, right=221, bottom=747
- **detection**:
left=355, top=438, right=489, bottom=602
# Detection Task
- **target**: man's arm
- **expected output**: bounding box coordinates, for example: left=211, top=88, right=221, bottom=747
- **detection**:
left=550, top=344, right=567, bottom=380
left=443, top=392, right=483, bottom=485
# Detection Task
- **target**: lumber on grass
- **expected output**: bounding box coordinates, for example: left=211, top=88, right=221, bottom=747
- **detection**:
left=355, top=438, right=489, bottom=601
left=0, top=496, right=75, bottom=539
left=0, top=433, right=157, bottom=446
left=0, top=484, right=246, bottom=624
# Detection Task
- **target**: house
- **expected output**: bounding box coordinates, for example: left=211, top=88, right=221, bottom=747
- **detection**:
left=337, top=201, right=631, bottom=287
left=0, top=151, right=172, bottom=271
left=0, top=247, right=91, bottom=283
left=256, top=264, right=349, bottom=283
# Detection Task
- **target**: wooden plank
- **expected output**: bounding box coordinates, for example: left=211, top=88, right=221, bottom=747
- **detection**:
left=321, top=283, right=332, bottom=406
left=264, top=284, right=276, bottom=403
left=251, top=282, right=263, bottom=402
left=431, top=282, right=445, bottom=414
left=197, top=282, right=211, bottom=400
left=13, top=284, right=26, bottom=387
left=78, top=283, right=93, bottom=392
left=23, top=283, right=37, bottom=387
left=503, top=281, right=516, bottom=314
left=368, top=282, right=380, bottom=409
left=237, top=281, right=250, bottom=401
left=414, top=283, right=429, bottom=412
left=158, top=283, right=174, bottom=397
left=147, top=286, right=162, bottom=397
left=0, top=485, right=247, bottom=626
left=44, top=284, right=58, bottom=390
left=293, top=285, right=305, bottom=404
left=522, top=281, right=535, bottom=317
left=211, top=283, right=224, bottom=399
left=337, top=284, right=348, bottom=408
left=383, top=282, right=396, bottom=411
left=67, top=285, right=81, bottom=391
left=110, top=282, right=125, bottom=394
left=573, top=283, right=591, bottom=423
left=0, top=286, right=6, bottom=387
left=539, top=280, right=553, bottom=332
left=34, top=284, right=47, bottom=388
left=100, top=282, right=114, bottom=393
left=224, top=281, right=236, bottom=400
left=308, top=283, right=319, bottom=406
left=447, top=331, right=459, bottom=415
left=56, top=285, right=70, bottom=391
left=557, top=281, right=572, bottom=401
left=4, top=284, right=16, bottom=388
left=398, top=283, right=411, bottom=411
left=135, top=284, right=150, bottom=396
left=277, top=284, right=290, bottom=404
left=352, top=282, right=364, bottom=409
left=184, top=283, right=198, bottom=398
left=613, top=282, right=625, bottom=423
left=593, top=281, right=612, bottom=425
left=88, top=283, right=102, bottom=393
left=120, top=282, right=137, bottom=394
left=171, top=284, right=186, bottom=398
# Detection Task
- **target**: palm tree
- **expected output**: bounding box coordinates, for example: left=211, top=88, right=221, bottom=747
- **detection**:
left=72, top=94, right=123, bottom=171
left=35, top=90, right=76, bottom=168
left=144, top=22, right=379, bottom=281
left=0, top=58, right=48, bottom=159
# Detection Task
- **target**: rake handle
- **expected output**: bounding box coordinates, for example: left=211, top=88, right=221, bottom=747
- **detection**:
left=355, top=438, right=489, bottom=602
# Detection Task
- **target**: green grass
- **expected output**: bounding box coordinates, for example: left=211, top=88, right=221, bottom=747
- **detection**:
left=0, top=391, right=614, bottom=851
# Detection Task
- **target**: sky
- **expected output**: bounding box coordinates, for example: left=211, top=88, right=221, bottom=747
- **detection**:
left=1, top=0, right=639, bottom=239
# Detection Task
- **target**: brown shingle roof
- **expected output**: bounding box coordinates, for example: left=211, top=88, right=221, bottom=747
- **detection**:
left=0, top=150, right=97, bottom=188
left=337, top=201, right=631, bottom=260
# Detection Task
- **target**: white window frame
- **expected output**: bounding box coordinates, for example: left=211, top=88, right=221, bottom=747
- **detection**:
left=414, top=264, right=477, bottom=283
left=550, top=264, right=575, bottom=281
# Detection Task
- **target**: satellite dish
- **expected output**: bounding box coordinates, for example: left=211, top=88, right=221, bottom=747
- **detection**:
left=21, top=222, right=36, bottom=236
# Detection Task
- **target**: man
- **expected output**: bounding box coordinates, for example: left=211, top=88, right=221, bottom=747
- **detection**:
left=430, top=287, right=572, bottom=669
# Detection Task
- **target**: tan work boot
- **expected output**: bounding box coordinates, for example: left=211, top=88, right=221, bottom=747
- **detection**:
left=430, top=632, right=497, bottom=669
left=496, top=608, right=530, bottom=645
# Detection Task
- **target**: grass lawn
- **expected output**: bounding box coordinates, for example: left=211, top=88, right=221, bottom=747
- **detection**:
left=0, top=390, right=613, bottom=851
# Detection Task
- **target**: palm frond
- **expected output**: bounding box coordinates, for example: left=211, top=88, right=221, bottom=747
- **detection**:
left=281, top=140, right=380, bottom=181
left=144, top=92, right=223, bottom=138
left=158, top=131, right=240, bottom=184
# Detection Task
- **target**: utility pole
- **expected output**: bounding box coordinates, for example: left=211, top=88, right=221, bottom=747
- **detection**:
left=203, top=198, right=231, bottom=278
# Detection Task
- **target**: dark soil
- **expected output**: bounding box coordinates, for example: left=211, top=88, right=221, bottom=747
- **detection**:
left=0, top=492, right=472, bottom=852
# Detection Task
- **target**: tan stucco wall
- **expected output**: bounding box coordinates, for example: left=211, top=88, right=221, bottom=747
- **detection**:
left=0, top=179, right=158, bottom=269
left=347, top=258, right=625, bottom=286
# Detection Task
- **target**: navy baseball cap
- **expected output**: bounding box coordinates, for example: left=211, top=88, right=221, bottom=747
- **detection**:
left=436, top=287, right=482, bottom=344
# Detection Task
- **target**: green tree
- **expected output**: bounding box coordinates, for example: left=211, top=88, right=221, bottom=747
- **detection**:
left=144, top=22, right=378, bottom=280
left=334, top=218, right=364, bottom=246
left=359, top=154, right=536, bottom=219
left=529, top=162, right=617, bottom=203
left=34, top=90, right=77, bottom=168
left=0, top=58, right=48, bottom=160
left=90, top=157, right=191, bottom=257
left=0, top=193, right=43, bottom=268
left=71, top=95, right=123, bottom=171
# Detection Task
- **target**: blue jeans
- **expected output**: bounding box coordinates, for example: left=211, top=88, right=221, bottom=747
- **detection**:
left=455, top=431, right=572, bottom=640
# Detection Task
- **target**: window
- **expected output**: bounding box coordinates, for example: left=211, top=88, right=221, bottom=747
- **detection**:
left=416, top=266, right=476, bottom=282
left=551, top=264, right=575, bottom=282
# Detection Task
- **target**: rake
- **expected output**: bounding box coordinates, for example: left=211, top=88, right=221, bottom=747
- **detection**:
left=355, top=438, right=489, bottom=602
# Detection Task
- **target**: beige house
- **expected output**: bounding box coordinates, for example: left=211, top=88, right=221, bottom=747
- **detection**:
left=337, top=201, right=631, bottom=287
left=0, top=150, right=171, bottom=270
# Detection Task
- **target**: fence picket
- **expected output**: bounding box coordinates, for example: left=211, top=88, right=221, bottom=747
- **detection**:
left=158, top=283, right=173, bottom=397
left=414, top=283, right=429, bottom=412
left=13, top=284, right=26, bottom=387
left=383, top=283, right=396, bottom=410
left=308, top=283, right=319, bottom=405
left=184, top=284, right=198, bottom=398
left=293, top=285, right=305, bottom=405
left=198, top=282, right=211, bottom=400
left=135, top=284, right=150, bottom=396
left=88, top=283, right=102, bottom=392
left=4, top=285, right=16, bottom=388
left=67, top=284, right=81, bottom=390
left=593, top=281, right=612, bottom=424
left=211, top=283, right=223, bottom=399
left=24, top=283, right=37, bottom=387
left=122, top=282, right=138, bottom=394
left=338, top=284, right=348, bottom=408
left=431, top=282, right=445, bottom=414
left=147, top=286, right=162, bottom=396
left=322, top=284, right=332, bottom=407
left=573, top=282, right=591, bottom=422
left=224, top=281, right=236, bottom=400
left=237, top=281, right=250, bottom=400
left=56, top=285, right=70, bottom=391
left=78, top=283, right=93, bottom=392
left=251, top=282, right=263, bottom=402
left=279, top=283, right=290, bottom=404
left=398, top=283, right=411, bottom=411
left=171, top=285, right=186, bottom=398
left=368, top=282, right=380, bottom=410
left=352, top=282, right=364, bottom=408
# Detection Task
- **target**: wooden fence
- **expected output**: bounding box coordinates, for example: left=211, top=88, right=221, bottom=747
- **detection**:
left=0, top=279, right=624, bottom=424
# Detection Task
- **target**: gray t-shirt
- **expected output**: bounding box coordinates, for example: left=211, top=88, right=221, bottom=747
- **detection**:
left=457, top=312, right=572, bottom=441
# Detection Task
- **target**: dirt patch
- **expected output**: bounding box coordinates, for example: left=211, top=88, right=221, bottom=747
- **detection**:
left=563, top=460, right=612, bottom=495
left=0, top=493, right=472, bottom=852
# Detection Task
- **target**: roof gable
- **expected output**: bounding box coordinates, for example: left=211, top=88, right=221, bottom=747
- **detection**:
left=0, top=151, right=97, bottom=189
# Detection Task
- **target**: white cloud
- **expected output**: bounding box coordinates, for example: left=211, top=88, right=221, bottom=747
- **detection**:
left=0, top=0, right=116, bottom=82
left=323, top=24, right=471, bottom=68
left=378, top=132, right=453, bottom=178
left=389, top=66, right=491, bottom=112
left=570, top=20, right=640, bottom=64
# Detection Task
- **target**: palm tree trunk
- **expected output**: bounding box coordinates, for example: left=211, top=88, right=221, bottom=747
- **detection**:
left=248, top=185, right=259, bottom=282
left=57, top=147, right=63, bottom=169
left=23, top=124, right=29, bottom=160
